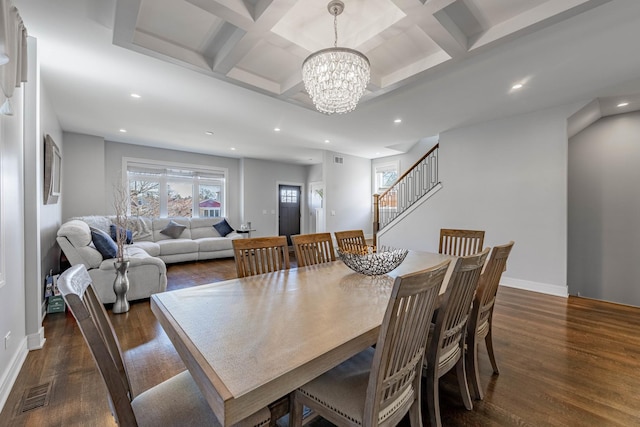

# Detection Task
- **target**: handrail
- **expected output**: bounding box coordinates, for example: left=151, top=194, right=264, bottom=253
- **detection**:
left=378, top=143, right=439, bottom=200
left=373, top=143, right=439, bottom=245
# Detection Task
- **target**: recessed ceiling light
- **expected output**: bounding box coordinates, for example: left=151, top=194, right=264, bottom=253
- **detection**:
left=130, top=93, right=141, bottom=98
left=230, top=147, right=236, bottom=151
left=617, top=102, right=629, bottom=107
left=119, top=129, right=127, bottom=133
left=394, top=119, right=402, bottom=124
left=274, top=127, right=281, bottom=132
left=375, top=152, right=381, bottom=155
left=324, top=139, right=330, bottom=143
left=205, top=131, right=213, bottom=136
left=512, top=83, right=523, bottom=90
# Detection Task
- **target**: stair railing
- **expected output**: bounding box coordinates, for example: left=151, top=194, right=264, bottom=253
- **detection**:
left=373, top=144, right=439, bottom=245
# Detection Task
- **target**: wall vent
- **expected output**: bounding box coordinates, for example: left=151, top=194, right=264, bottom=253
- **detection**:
left=333, top=156, right=343, bottom=164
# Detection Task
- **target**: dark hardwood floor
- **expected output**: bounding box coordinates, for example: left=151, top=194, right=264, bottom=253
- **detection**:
left=2, top=257, right=640, bottom=426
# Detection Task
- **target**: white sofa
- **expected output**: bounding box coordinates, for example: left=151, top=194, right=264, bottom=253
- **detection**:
left=56, top=216, right=242, bottom=303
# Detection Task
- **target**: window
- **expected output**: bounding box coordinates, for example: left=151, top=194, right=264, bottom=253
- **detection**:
left=126, top=159, right=227, bottom=218
left=374, top=161, right=399, bottom=210
left=280, top=188, right=298, bottom=203
left=374, top=161, right=399, bottom=194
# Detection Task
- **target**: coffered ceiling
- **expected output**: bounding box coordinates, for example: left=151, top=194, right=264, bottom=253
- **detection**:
left=113, top=0, right=611, bottom=110
left=13, top=0, right=640, bottom=164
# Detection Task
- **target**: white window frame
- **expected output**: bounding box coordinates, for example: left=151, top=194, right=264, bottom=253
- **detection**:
left=373, top=160, right=400, bottom=194
left=123, top=157, right=228, bottom=218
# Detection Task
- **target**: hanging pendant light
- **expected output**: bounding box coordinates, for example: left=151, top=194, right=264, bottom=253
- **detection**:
left=302, top=0, right=370, bottom=114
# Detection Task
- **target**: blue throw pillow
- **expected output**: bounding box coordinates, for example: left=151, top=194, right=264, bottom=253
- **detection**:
left=110, top=224, right=133, bottom=244
left=213, top=219, right=234, bottom=237
left=91, top=227, right=118, bottom=259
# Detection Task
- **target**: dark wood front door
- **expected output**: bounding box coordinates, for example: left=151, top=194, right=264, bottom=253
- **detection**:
left=278, top=185, right=301, bottom=245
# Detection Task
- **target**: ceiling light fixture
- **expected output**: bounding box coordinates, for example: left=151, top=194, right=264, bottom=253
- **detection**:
left=302, top=0, right=370, bottom=115
left=617, top=102, right=629, bottom=107
left=394, top=118, right=402, bottom=124
left=274, top=127, right=281, bottom=132
left=119, top=129, right=127, bottom=133
left=130, top=93, right=141, bottom=98
left=205, top=131, right=214, bottom=135
left=512, top=83, right=523, bottom=90
left=324, top=139, right=330, bottom=143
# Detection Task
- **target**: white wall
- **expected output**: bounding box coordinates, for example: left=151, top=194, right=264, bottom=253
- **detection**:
left=0, top=87, right=27, bottom=411
left=240, top=158, right=308, bottom=237
left=380, top=105, right=576, bottom=296
left=323, top=151, right=372, bottom=236
left=568, top=111, right=640, bottom=306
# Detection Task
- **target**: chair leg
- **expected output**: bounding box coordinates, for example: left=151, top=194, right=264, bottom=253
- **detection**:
left=408, top=398, right=423, bottom=427
left=289, top=392, right=304, bottom=427
left=425, top=367, right=441, bottom=427
left=455, top=356, right=473, bottom=411
left=485, top=326, right=499, bottom=375
left=465, top=333, right=483, bottom=401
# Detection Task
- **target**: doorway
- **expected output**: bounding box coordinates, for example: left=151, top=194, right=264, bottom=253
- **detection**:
left=278, top=184, right=301, bottom=245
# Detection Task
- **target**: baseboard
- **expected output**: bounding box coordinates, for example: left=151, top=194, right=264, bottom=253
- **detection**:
left=501, top=276, right=568, bottom=297
left=0, top=336, right=29, bottom=413
left=27, top=327, right=46, bottom=350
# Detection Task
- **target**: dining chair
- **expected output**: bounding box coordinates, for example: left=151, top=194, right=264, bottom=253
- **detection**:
left=291, top=233, right=336, bottom=267
left=233, top=236, right=290, bottom=278
left=438, top=228, right=485, bottom=256
left=423, top=248, right=490, bottom=427
left=334, top=229, right=367, bottom=252
left=466, top=241, right=515, bottom=400
left=290, top=259, right=451, bottom=427
left=57, top=264, right=271, bottom=427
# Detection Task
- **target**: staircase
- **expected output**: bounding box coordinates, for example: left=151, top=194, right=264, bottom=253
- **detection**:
left=373, top=144, right=440, bottom=245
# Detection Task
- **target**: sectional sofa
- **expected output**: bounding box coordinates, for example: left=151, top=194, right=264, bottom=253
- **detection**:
left=56, top=216, right=242, bottom=303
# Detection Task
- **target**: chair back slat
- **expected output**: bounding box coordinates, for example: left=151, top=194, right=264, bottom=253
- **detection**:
left=292, top=233, right=336, bottom=267
left=430, top=248, right=489, bottom=374
left=57, top=265, right=137, bottom=426
left=439, top=229, right=485, bottom=256
left=334, top=230, right=366, bottom=253
left=472, top=242, right=514, bottom=334
left=233, top=236, right=290, bottom=278
left=363, top=260, right=451, bottom=426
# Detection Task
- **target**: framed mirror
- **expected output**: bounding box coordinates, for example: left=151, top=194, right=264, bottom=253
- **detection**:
left=44, top=134, right=61, bottom=204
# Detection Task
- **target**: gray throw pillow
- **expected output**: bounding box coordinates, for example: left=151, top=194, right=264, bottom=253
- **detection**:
left=160, top=220, right=187, bottom=239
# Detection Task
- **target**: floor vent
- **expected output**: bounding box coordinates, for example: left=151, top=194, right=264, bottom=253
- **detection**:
left=19, top=382, right=52, bottom=413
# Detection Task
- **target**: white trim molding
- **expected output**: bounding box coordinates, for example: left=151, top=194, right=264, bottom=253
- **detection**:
left=500, top=276, right=568, bottom=298
left=0, top=336, right=28, bottom=413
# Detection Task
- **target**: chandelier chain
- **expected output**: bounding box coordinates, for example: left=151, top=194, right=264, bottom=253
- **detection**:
left=333, top=8, right=338, bottom=48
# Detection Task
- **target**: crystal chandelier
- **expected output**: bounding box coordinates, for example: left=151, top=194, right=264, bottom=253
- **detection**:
left=302, top=0, right=370, bottom=114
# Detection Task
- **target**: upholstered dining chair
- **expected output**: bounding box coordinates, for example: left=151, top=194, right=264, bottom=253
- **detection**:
left=291, top=233, right=336, bottom=267
left=290, top=259, right=451, bottom=427
left=438, top=228, right=485, bottom=256
left=466, top=241, right=515, bottom=400
left=233, top=236, right=290, bottom=278
left=57, top=264, right=271, bottom=427
left=423, top=248, right=489, bottom=427
left=334, top=229, right=366, bottom=252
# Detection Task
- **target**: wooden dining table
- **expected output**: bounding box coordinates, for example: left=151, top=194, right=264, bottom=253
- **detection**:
left=150, top=250, right=454, bottom=427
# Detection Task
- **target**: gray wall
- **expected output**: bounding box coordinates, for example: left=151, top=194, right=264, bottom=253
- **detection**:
left=379, top=105, right=575, bottom=296
left=568, top=111, right=640, bottom=306
left=61, top=132, right=105, bottom=220
left=323, top=151, right=372, bottom=236
left=371, top=136, right=439, bottom=191
left=240, top=158, right=309, bottom=237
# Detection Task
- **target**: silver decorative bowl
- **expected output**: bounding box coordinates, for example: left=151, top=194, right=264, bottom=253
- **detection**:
left=337, top=246, right=409, bottom=276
